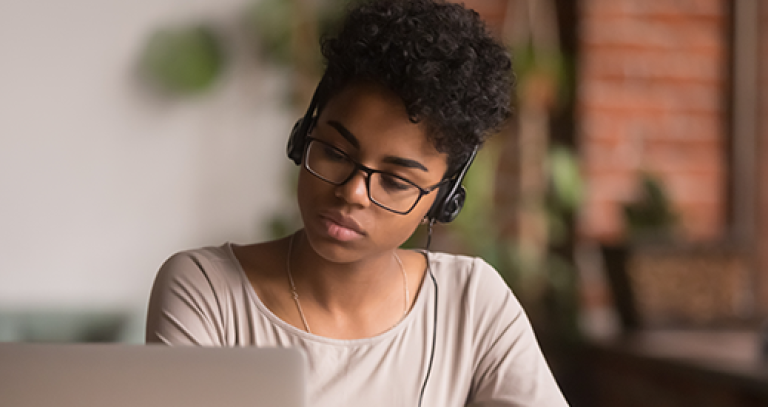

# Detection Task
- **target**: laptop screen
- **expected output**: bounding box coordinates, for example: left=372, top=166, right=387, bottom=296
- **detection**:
left=0, top=343, right=306, bottom=407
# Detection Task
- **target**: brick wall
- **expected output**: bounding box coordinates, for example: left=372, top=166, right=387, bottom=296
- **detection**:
left=461, top=0, right=509, bottom=35
left=757, top=2, right=768, bottom=314
left=577, top=0, right=727, bottom=242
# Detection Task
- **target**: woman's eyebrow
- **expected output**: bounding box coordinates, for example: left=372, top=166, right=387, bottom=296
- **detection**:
left=328, top=120, right=428, bottom=172
left=383, top=156, right=428, bottom=172
left=328, top=120, right=360, bottom=149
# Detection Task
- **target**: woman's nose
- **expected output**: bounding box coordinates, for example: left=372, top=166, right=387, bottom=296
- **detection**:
left=334, top=170, right=372, bottom=207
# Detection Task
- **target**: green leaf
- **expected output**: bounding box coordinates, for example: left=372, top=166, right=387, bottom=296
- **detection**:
left=141, top=25, right=224, bottom=94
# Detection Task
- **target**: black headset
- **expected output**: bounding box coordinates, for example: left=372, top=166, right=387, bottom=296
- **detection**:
left=287, top=80, right=477, bottom=224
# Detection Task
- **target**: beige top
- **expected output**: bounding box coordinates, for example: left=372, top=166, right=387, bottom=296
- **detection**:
left=145, top=244, right=569, bottom=407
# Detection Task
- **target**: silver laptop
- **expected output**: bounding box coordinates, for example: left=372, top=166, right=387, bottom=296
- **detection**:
left=0, top=343, right=307, bottom=407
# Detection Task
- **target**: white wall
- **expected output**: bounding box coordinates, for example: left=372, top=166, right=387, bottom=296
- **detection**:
left=0, top=0, right=298, bottom=313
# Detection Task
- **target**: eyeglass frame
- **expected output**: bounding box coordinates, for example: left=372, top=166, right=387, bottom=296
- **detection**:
left=302, top=136, right=451, bottom=215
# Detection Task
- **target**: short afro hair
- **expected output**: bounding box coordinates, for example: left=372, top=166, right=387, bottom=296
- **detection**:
left=319, top=0, right=513, bottom=175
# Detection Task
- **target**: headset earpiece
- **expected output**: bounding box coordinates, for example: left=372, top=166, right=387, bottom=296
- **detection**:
left=426, top=184, right=466, bottom=224
left=287, top=118, right=309, bottom=165
left=440, top=186, right=466, bottom=223
left=286, top=78, right=326, bottom=166
left=425, top=146, right=477, bottom=223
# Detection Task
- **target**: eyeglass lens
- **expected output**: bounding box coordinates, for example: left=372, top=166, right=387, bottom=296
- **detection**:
left=305, top=140, right=423, bottom=213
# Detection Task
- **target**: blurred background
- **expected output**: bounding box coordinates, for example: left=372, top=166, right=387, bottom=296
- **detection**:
left=1, top=0, right=767, bottom=405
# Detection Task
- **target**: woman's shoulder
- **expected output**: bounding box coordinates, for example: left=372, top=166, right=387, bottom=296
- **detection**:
left=155, top=243, right=243, bottom=291
left=161, top=243, right=236, bottom=271
left=166, top=243, right=232, bottom=262
left=424, top=251, right=500, bottom=282
left=425, top=251, right=526, bottom=355
left=423, top=251, right=514, bottom=303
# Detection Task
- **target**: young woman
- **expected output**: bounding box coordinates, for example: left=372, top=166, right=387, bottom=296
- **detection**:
left=146, top=1, right=569, bottom=406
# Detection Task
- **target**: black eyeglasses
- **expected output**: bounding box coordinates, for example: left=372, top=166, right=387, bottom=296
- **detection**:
left=303, top=137, right=447, bottom=214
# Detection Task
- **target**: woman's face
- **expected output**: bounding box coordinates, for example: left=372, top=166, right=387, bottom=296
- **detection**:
left=297, top=81, right=449, bottom=264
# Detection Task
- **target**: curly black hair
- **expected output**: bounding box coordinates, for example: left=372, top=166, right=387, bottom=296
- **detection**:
left=318, top=0, right=514, bottom=175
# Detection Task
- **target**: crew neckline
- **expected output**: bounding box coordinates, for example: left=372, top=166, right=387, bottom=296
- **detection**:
left=223, top=242, right=434, bottom=346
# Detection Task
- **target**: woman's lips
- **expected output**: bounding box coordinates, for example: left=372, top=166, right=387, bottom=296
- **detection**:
left=320, top=214, right=365, bottom=241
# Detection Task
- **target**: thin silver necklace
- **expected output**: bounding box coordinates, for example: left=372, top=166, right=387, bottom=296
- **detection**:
left=286, top=233, right=409, bottom=334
